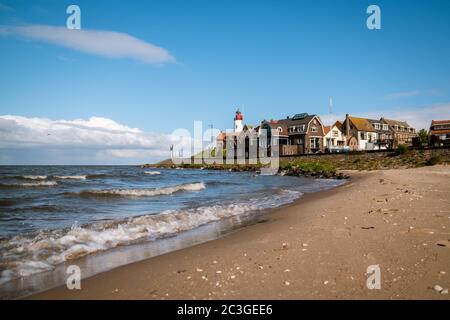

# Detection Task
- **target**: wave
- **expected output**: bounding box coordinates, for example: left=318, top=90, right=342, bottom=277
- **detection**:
left=22, top=175, right=48, bottom=180
left=0, top=181, right=57, bottom=188
left=0, top=188, right=302, bottom=284
left=54, top=175, right=87, bottom=180
left=144, top=171, right=161, bottom=175
left=75, top=182, right=205, bottom=198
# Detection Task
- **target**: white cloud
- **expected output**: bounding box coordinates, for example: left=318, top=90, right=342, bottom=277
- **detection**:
left=0, top=115, right=191, bottom=164
left=320, top=103, right=450, bottom=130
left=0, top=25, right=176, bottom=65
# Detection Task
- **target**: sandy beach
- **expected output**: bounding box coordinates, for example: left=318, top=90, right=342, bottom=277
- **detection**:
left=28, top=165, right=450, bottom=300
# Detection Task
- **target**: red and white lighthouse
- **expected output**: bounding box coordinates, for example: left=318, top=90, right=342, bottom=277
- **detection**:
left=234, top=108, right=243, bottom=133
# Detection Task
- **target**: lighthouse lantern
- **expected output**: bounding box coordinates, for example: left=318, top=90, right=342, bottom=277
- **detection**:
left=234, top=108, right=243, bottom=133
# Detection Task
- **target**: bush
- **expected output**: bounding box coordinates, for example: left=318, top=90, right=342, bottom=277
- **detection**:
left=418, top=128, right=429, bottom=146
left=397, top=144, right=408, bottom=155
left=425, top=156, right=441, bottom=166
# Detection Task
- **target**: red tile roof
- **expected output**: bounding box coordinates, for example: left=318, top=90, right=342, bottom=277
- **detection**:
left=431, top=120, right=450, bottom=125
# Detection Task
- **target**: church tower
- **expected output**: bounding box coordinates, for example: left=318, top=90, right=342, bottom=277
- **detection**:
left=234, top=108, right=243, bottom=133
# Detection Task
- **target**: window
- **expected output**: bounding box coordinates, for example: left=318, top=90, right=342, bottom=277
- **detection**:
left=310, top=137, right=320, bottom=149
left=360, top=132, right=365, bottom=140
left=310, top=126, right=317, bottom=132
left=374, top=123, right=380, bottom=130
left=383, top=124, right=388, bottom=131
left=277, top=127, right=283, bottom=133
left=332, top=130, right=339, bottom=137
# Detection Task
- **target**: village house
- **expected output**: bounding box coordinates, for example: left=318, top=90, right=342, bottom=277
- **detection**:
left=429, top=119, right=450, bottom=146
left=380, top=118, right=417, bottom=147
left=283, top=113, right=325, bottom=154
left=259, top=113, right=325, bottom=155
left=367, top=118, right=392, bottom=149
left=323, top=121, right=347, bottom=152
left=259, top=119, right=289, bottom=156
left=342, top=114, right=377, bottom=151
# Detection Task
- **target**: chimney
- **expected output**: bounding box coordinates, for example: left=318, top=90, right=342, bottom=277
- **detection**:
left=345, top=114, right=350, bottom=136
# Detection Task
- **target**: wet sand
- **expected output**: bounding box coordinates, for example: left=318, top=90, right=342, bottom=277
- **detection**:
left=28, top=165, right=450, bottom=299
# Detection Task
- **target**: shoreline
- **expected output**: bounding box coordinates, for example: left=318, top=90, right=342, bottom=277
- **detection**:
left=2, top=173, right=340, bottom=300
left=28, top=166, right=450, bottom=299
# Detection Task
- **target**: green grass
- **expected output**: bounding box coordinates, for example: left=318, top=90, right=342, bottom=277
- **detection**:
left=280, top=160, right=337, bottom=177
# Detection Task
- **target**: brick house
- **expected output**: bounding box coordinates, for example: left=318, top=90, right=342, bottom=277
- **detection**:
left=429, top=119, right=450, bottom=146
left=381, top=118, right=417, bottom=147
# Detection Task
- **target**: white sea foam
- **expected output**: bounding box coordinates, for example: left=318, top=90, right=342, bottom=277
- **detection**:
left=22, top=175, right=47, bottom=180
left=0, top=188, right=302, bottom=284
left=19, top=181, right=57, bottom=187
left=144, top=171, right=161, bottom=175
left=80, top=182, right=205, bottom=197
left=54, top=175, right=87, bottom=180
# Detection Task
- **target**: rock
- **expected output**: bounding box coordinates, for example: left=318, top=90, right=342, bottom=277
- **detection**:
left=441, top=288, right=449, bottom=295
left=196, top=268, right=203, bottom=272
left=323, top=281, right=329, bottom=285
left=439, top=271, right=446, bottom=275
left=216, top=270, right=222, bottom=274
left=433, top=285, right=443, bottom=292
left=302, top=243, right=309, bottom=247
left=282, top=242, right=289, bottom=249
left=284, top=281, right=290, bottom=286
left=436, top=240, right=450, bottom=247
left=230, top=275, right=236, bottom=279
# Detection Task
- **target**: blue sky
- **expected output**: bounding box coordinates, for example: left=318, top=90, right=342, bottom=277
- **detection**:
left=1, top=0, right=450, bottom=164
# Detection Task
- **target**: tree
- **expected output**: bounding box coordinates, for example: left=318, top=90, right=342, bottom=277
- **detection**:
left=418, top=129, right=428, bottom=146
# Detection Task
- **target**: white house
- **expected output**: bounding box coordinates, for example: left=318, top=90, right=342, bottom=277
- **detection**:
left=323, top=122, right=346, bottom=151
left=342, top=115, right=377, bottom=151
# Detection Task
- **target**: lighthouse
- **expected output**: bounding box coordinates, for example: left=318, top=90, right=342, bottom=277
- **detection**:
left=234, top=108, right=243, bottom=133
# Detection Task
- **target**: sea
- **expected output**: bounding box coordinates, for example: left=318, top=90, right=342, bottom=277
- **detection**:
left=0, top=165, right=344, bottom=298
